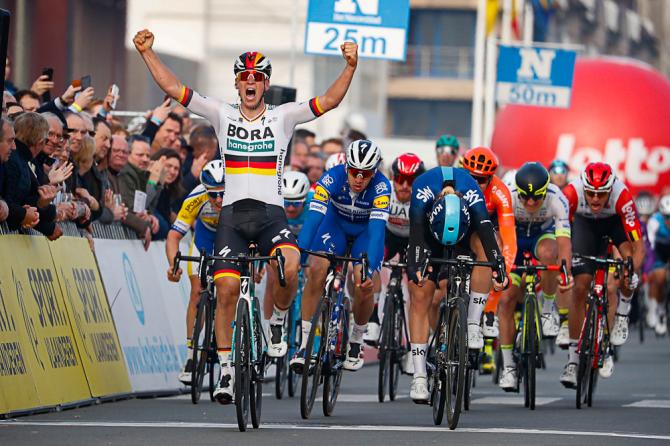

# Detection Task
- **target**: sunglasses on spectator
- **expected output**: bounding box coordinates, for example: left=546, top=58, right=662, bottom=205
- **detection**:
left=347, top=167, right=375, bottom=179
left=284, top=199, right=305, bottom=208
left=236, top=70, right=267, bottom=82
left=585, top=190, right=609, bottom=198
left=394, top=174, right=416, bottom=185
left=207, top=191, right=224, bottom=200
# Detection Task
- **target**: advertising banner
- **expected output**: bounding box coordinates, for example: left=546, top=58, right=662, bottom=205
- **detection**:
left=0, top=235, right=90, bottom=411
left=49, top=237, right=131, bottom=397
left=95, top=239, right=183, bottom=393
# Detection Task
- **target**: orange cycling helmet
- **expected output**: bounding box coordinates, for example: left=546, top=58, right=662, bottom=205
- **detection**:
left=461, top=146, right=499, bottom=176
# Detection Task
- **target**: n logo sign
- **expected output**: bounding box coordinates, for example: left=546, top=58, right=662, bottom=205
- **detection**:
left=334, top=0, right=379, bottom=15
left=517, top=48, right=557, bottom=81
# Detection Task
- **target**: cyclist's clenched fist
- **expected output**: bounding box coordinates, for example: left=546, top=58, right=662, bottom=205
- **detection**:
left=133, top=29, right=154, bottom=53
left=340, top=41, right=358, bottom=68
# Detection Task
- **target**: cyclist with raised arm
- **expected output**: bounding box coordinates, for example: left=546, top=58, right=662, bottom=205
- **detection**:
left=647, top=195, right=670, bottom=336
left=560, top=162, right=645, bottom=386
left=406, top=165, right=508, bottom=403
left=497, top=162, right=574, bottom=391
left=292, top=140, right=390, bottom=372
left=134, top=29, right=358, bottom=404
left=459, top=147, right=516, bottom=372
left=362, top=153, right=425, bottom=345
left=166, top=161, right=225, bottom=385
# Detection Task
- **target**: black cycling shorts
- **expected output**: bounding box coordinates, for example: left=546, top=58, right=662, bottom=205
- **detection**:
left=571, top=214, right=628, bottom=276
left=384, top=229, right=408, bottom=262
left=213, top=199, right=298, bottom=280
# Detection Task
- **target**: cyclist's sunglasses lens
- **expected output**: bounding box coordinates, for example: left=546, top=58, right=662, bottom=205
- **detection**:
left=395, top=174, right=415, bottom=185
left=472, top=174, right=489, bottom=184
left=551, top=166, right=567, bottom=175
left=208, top=191, right=224, bottom=199
left=284, top=199, right=304, bottom=208
left=520, top=192, right=545, bottom=202
left=585, top=190, right=607, bottom=198
left=237, top=70, right=266, bottom=82
left=348, top=167, right=375, bottom=179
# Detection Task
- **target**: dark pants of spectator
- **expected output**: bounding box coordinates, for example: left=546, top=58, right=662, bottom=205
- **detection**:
left=151, top=208, right=170, bottom=240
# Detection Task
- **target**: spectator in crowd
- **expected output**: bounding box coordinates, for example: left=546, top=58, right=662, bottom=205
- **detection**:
left=110, top=121, right=130, bottom=138
left=65, top=112, right=87, bottom=155
left=305, top=152, right=325, bottom=184
left=93, top=117, right=112, bottom=170
left=150, top=112, right=182, bottom=154
left=308, top=143, right=321, bottom=154
left=119, top=134, right=160, bottom=241
left=343, top=128, right=366, bottom=149
left=181, top=124, right=217, bottom=190
left=321, top=137, right=344, bottom=156
left=71, top=135, right=99, bottom=224
left=3, top=112, right=61, bottom=239
left=172, top=104, right=192, bottom=138
left=15, top=90, right=40, bottom=112
left=294, top=128, right=316, bottom=147
left=149, top=148, right=185, bottom=239
left=0, top=118, right=25, bottom=226
left=290, top=140, right=309, bottom=170
left=39, top=112, right=74, bottom=187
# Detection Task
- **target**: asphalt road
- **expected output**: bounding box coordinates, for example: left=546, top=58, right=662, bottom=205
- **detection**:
left=2, top=329, right=670, bottom=445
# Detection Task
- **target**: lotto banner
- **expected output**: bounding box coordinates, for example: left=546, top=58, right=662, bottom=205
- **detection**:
left=49, top=237, right=131, bottom=397
left=95, top=239, right=183, bottom=393
left=0, top=235, right=90, bottom=412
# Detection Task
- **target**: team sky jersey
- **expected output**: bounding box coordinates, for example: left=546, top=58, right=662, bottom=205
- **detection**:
left=386, top=185, right=411, bottom=238
left=563, top=177, right=643, bottom=242
left=510, top=183, right=571, bottom=239
left=648, top=212, right=670, bottom=248
left=482, top=176, right=517, bottom=272
left=178, top=86, right=325, bottom=207
left=298, top=164, right=391, bottom=272
left=408, top=166, right=503, bottom=267
left=171, top=184, right=220, bottom=234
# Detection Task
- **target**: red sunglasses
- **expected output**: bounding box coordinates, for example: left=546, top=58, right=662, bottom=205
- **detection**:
left=347, top=167, right=375, bottom=179
left=394, top=173, right=416, bottom=185
left=236, top=70, right=267, bottom=82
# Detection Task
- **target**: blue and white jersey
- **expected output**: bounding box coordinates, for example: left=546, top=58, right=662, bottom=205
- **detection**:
left=648, top=212, right=670, bottom=248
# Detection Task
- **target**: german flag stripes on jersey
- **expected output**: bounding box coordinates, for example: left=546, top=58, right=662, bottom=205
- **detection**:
left=225, top=154, right=277, bottom=176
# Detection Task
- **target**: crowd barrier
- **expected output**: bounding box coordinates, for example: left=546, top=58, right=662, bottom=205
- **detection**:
left=0, top=221, right=192, bottom=417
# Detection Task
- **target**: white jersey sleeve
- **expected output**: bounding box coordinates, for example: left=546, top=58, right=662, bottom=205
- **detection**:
left=549, top=186, right=571, bottom=237
left=277, top=98, right=325, bottom=136
left=177, top=86, right=229, bottom=131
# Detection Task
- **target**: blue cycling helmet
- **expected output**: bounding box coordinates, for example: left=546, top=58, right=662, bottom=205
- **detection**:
left=429, top=194, right=470, bottom=246
left=548, top=159, right=569, bottom=175
left=200, top=160, right=225, bottom=191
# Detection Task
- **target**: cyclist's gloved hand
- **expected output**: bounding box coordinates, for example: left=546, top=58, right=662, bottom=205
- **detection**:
left=406, top=245, right=428, bottom=285
left=492, top=257, right=509, bottom=291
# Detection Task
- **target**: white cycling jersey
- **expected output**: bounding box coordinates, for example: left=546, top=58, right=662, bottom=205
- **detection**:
left=386, top=186, right=410, bottom=238
left=178, top=86, right=325, bottom=207
left=510, top=183, right=571, bottom=238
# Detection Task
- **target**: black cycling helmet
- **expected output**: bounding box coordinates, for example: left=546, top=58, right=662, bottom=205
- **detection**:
left=515, top=162, right=550, bottom=199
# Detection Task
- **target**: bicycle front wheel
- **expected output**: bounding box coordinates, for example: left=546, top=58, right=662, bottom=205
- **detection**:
left=523, top=295, right=538, bottom=410
left=323, top=299, right=349, bottom=416
left=446, top=298, right=467, bottom=430
left=378, top=290, right=394, bottom=403
left=300, top=297, right=326, bottom=419
left=190, top=293, right=209, bottom=404
left=576, top=299, right=597, bottom=409
left=234, top=301, right=251, bottom=431
left=389, top=293, right=406, bottom=401
left=250, top=300, right=265, bottom=429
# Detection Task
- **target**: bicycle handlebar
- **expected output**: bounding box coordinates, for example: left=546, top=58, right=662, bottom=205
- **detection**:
left=383, top=261, right=407, bottom=269
left=512, top=259, right=569, bottom=286
left=301, top=248, right=369, bottom=282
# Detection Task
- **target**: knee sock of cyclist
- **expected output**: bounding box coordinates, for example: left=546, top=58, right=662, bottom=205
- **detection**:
left=411, top=343, right=428, bottom=377
left=186, top=338, right=193, bottom=360
left=501, top=344, right=514, bottom=368
left=559, top=308, right=569, bottom=325
left=351, top=323, right=367, bottom=344
left=617, top=290, right=633, bottom=315
left=648, top=298, right=658, bottom=316
left=568, top=340, right=579, bottom=364
left=467, top=291, right=488, bottom=325
left=541, top=292, right=556, bottom=314
left=270, top=305, right=288, bottom=325
left=300, top=320, right=311, bottom=350
left=370, top=293, right=380, bottom=323
left=217, top=347, right=232, bottom=371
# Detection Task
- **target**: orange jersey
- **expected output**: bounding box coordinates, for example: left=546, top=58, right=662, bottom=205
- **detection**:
left=483, top=176, right=517, bottom=272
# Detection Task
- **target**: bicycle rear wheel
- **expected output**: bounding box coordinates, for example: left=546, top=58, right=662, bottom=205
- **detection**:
left=190, top=293, right=209, bottom=404
left=587, top=314, right=603, bottom=408
left=389, top=297, right=405, bottom=401
left=576, top=299, right=596, bottom=409
left=300, top=298, right=326, bottom=419
left=431, top=306, right=447, bottom=425
left=250, top=302, right=264, bottom=429
left=287, top=308, right=301, bottom=398
left=446, top=298, right=467, bottom=430
left=275, top=315, right=289, bottom=400
left=323, top=299, right=349, bottom=416
left=234, top=301, right=251, bottom=431
left=523, top=295, right=538, bottom=410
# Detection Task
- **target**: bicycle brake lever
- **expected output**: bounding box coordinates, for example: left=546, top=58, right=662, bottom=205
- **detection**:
left=172, top=251, right=181, bottom=277
left=361, top=253, right=368, bottom=283
left=276, top=248, right=287, bottom=287
left=560, top=259, right=568, bottom=287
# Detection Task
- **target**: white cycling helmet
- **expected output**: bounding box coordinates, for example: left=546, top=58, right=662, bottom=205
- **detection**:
left=325, top=153, right=346, bottom=171
left=346, top=139, right=381, bottom=171
left=282, top=171, right=310, bottom=200
left=659, top=194, right=670, bottom=216
left=200, top=160, right=225, bottom=191
left=501, top=169, right=517, bottom=188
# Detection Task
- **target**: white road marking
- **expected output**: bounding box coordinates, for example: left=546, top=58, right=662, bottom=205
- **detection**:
left=2, top=421, right=669, bottom=440
left=472, top=396, right=562, bottom=406
left=624, top=400, right=670, bottom=408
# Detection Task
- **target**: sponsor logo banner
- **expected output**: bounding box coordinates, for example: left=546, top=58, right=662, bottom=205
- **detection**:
left=0, top=235, right=90, bottom=412
left=49, top=237, right=131, bottom=397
